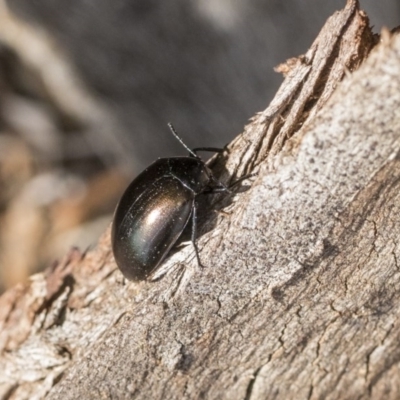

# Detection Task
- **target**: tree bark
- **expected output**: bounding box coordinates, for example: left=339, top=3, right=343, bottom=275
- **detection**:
left=1, top=1, right=400, bottom=399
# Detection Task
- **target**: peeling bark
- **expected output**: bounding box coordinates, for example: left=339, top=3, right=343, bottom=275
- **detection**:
left=1, top=1, right=400, bottom=399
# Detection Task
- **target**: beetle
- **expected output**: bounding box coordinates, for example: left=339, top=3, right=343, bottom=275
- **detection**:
left=112, top=123, right=246, bottom=281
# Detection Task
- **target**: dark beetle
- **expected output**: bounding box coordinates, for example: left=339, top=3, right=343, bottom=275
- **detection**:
left=112, top=123, right=239, bottom=281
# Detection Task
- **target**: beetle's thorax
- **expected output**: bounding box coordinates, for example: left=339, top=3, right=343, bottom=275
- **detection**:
left=166, top=157, right=212, bottom=194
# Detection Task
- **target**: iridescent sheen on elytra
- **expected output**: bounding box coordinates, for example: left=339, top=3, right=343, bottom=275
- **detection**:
left=112, top=157, right=212, bottom=281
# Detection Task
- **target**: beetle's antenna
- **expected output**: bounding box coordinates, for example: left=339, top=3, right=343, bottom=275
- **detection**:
left=167, top=122, right=198, bottom=158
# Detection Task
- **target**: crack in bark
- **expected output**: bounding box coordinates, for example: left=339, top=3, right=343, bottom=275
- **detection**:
left=243, top=366, right=262, bottom=400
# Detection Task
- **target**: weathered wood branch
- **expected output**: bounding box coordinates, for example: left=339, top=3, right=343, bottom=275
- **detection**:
left=1, top=1, right=400, bottom=399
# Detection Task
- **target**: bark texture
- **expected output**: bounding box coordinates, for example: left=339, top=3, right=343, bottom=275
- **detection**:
left=1, top=1, right=400, bottom=399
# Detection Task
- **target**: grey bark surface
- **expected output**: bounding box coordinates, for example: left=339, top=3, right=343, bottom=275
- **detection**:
left=1, top=1, right=400, bottom=399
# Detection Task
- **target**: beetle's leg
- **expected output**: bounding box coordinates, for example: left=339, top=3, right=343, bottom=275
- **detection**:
left=203, top=186, right=230, bottom=194
left=228, top=173, right=257, bottom=188
left=191, top=201, right=204, bottom=268
left=203, top=173, right=257, bottom=195
left=210, top=175, right=232, bottom=193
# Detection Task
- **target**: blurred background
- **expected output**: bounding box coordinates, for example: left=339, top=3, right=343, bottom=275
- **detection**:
left=0, top=0, right=398, bottom=292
